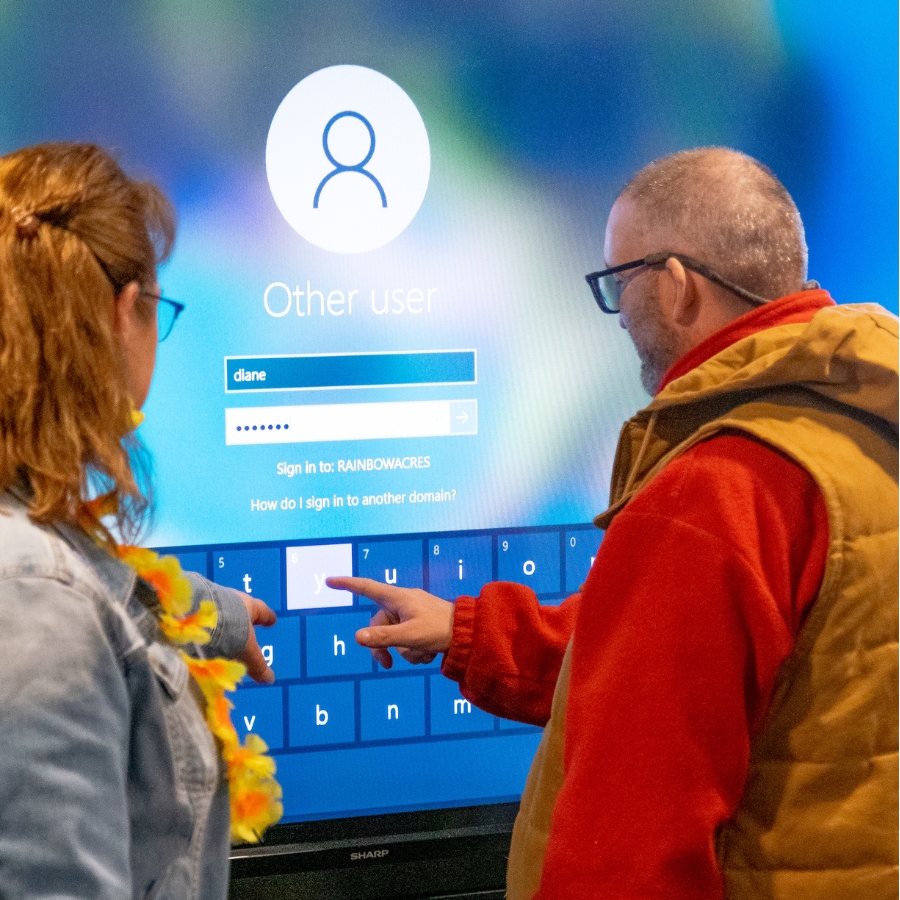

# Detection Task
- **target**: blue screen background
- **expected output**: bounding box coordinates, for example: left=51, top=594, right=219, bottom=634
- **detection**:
left=0, top=0, right=894, bottom=547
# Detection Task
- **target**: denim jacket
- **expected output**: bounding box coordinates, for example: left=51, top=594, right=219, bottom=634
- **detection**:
left=0, top=490, right=250, bottom=899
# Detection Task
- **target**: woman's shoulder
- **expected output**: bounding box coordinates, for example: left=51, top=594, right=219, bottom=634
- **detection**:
left=0, top=492, right=76, bottom=584
left=0, top=491, right=146, bottom=658
left=0, top=492, right=136, bottom=606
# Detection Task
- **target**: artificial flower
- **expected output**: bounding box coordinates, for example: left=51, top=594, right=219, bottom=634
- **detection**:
left=78, top=501, right=283, bottom=844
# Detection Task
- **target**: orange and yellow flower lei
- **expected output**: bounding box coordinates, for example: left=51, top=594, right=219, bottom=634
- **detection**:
left=118, top=545, right=283, bottom=843
left=81, top=496, right=282, bottom=843
left=119, top=545, right=283, bottom=842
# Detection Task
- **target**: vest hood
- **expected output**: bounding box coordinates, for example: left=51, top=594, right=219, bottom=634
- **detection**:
left=650, top=303, right=898, bottom=432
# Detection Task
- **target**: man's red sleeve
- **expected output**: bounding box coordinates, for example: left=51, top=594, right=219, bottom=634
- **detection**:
left=442, top=584, right=580, bottom=726
left=534, top=433, right=829, bottom=900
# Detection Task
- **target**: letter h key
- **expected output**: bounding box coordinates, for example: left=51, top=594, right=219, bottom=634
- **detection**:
left=306, top=612, right=372, bottom=677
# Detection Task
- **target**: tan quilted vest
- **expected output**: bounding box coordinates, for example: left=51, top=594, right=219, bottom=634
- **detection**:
left=507, top=305, right=899, bottom=900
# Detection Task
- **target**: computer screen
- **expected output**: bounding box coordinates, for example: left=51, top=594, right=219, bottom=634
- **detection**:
left=1, top=0, right=895, bottom=886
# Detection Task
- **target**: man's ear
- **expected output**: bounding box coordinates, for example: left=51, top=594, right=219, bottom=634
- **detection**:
left=113, top=281, right=141, bottom=337
left=660, top=257, right=699, bottom=326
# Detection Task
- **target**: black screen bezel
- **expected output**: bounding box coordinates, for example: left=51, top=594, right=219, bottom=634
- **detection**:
left=230, top=799, right=520, bottom=888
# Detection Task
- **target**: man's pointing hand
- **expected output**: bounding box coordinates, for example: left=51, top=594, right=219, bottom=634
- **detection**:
left=325, top=576, right=454, bottom=669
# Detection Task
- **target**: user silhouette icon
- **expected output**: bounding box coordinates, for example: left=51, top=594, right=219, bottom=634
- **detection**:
left=313, top=110, right=387, bottom=209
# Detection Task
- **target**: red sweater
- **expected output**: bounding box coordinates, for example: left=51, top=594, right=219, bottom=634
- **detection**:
left=441, top=291, right=834, bottom=899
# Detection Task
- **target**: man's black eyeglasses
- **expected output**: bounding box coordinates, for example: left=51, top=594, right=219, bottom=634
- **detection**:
left=585, top=252, right=769, bottom=314
left=140, top=292, right=185, bottom=342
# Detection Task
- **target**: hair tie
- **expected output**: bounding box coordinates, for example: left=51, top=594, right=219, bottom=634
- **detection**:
left=11, top=208, right=41, bottom=239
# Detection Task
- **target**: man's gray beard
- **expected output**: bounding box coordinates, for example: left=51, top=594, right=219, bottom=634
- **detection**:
left=625, top=281, right=684, bottom=396
left=639, top=356, right=669, bottom=396
left=633, top=316, right=683, bottom=396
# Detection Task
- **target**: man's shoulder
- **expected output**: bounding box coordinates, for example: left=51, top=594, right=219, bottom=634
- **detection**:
left=682, top=429, right=808, bottom=477
left=663, top=427, right=808, bottom=473
left=628, top=430, right=822, bottom=527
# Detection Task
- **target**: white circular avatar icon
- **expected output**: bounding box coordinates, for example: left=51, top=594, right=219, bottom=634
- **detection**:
left=266, top=65, right=431, bottom=254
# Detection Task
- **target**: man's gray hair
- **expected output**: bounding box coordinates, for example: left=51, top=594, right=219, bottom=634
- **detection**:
left=622, top=147, right=808, bottom=301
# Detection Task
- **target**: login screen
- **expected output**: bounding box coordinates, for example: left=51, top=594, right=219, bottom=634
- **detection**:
left=144, top=63, right=645, bottom=551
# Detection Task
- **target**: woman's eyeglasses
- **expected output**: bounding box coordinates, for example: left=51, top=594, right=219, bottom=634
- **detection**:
left=140, top=292, right=185, bottom=342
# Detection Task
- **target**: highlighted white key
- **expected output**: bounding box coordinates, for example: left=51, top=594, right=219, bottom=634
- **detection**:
left=286, top=544, right=353, bottom=610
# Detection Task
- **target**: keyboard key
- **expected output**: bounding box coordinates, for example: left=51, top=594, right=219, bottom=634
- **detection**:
left=288, top=682, right=355, bottom=747
left=231, top=685, right=284, bottom=749
left=498, top=532, right=560, bottom=595
left=249, top=615, right=301, bottom=682
left=429, top=676, right=494, bottom=735
left=306, top=612, right=373, bottom=677
left=213, top=547, right=282, bottom=611
left=428, top=536, right=492, bottom=599
left=360, top=676, right=426, bottom=741
left=286, top=543, right=353, bottom=609
left=357, top=539, right=424, bottom=605
left=565, top=529, right=603, bottom=594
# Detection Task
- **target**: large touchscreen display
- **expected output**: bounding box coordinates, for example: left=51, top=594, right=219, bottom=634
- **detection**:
left=2, top=0, right=892, bottom=827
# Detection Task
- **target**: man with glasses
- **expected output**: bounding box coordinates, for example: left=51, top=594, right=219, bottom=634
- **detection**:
left=330, top=147, right=898, bottom=900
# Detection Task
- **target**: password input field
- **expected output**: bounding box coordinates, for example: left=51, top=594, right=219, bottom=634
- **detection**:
left=225, top=400, right=477, bottom=445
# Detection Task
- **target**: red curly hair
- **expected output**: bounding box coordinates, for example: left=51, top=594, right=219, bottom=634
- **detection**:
left=0, top=142, right=176, bottom=540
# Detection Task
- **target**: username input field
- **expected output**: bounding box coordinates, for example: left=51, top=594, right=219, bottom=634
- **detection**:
left=225, top=350, right=476, bottom=393
left=225, top=400, right=477, bottom=445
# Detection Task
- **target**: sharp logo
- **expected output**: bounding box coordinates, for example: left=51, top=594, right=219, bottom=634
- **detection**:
left=350, top=848, right=390, bottom=861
